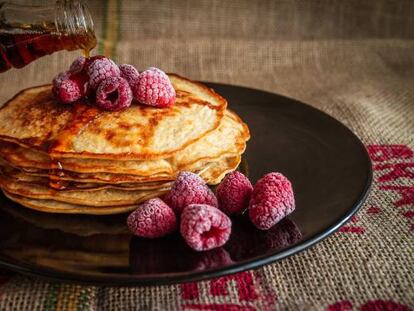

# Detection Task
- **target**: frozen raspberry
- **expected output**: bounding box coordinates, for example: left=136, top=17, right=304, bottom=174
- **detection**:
left=52, top=71, right=70, bottom=95
left=249, top=172, right=295, bottom=230
left=95, top=76, right=132, bottom=111
left=68, top=71, right=90, bottom=97
left=180, top=204, right=232, bottom=251
left=127, top=198, right=177, bottom=238
left=164, top=171, right=218, bottom=214
left=216, top=171, right=253, bottom=215
left=133, top=67, right=176, bottom=108
left=119, top=64, right=140, bottom=87
left=87, top=57, right=120, bottom=89
left=69, top=56, right=86, bottom=74
left=55, top=77, right=82, bottom=104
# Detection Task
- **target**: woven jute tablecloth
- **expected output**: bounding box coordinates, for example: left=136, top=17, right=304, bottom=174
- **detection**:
left=0, top=1, right=413, bottom=310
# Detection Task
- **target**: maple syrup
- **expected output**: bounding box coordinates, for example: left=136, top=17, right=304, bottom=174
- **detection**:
left=49, top=159, right=70, bottom=190
left=0, top=1, right=96, bottom=72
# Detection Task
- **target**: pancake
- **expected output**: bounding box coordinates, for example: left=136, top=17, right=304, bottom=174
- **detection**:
left=205, top=155, right=241, bottom=185
left=0, top=74, right=227, bottom=160
left=0, top=73, right=250, bottom=215
left=3, top=191, right=141, bottom=215
left=0, top=110, right=248, bottom=176
left=0, top=175, right=168, bottom=206
left=0, top=165, right=173, bottom=191
left=7, top=154, right=241, bottom=185
left=1, top=158, right=241, bottom=215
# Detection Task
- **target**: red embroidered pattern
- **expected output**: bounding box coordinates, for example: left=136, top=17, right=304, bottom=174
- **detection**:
left=368, top=144, right=414, bottom=233
left=327, top=300, right=412, bottom=311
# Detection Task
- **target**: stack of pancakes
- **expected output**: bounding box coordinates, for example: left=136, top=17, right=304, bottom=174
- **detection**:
left=0, top=75, right=249, bottom=214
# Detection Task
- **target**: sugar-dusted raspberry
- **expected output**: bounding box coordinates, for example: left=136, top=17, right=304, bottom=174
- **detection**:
left=68, top=71, right=90, bottom=97
left=164, top=171, right=218, bottom=214
left=52, top=71, right=70, bottom=95
left=87, top=57, right=120, bottom=89
left=95, top=76, right=132, bottom=111
left=127, top=198, right=177, bottom=238
left=216, top=171, right=253, bottom=215
left=132, top=67, right=176, bottom=108
left=55, top=77, right=82, bottom=104
left=248, top=172, right=295, bottom=230
left=119, top=64, right=140, bottom=87
left=69, top=56, right=86, bottom=74
left=180, top=204, right=232, bottom=251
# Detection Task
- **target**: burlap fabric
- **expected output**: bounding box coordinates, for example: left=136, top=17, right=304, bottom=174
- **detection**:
left=0, top=1, right=413, bottom=310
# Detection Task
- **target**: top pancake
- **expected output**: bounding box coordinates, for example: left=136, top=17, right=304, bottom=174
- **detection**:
left=0, top=74, right=226, bottom=160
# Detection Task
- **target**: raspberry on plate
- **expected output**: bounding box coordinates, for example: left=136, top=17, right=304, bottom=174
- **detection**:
left=180, top=204, right=232, bottom=251
left=95, top=76, right=132, bottom=111
left=132, top=67, right=176, bottom=108
left=87, top=57, right=120, bottom=89
left=216, top=171, right=253, bottom=215
left=164, top=171, right=218, bottom=214
left=249, top=172, right=295, bottom=230
left=119, top=64, right=140, bottom=87
left=127, top=198, right=177, bottom=239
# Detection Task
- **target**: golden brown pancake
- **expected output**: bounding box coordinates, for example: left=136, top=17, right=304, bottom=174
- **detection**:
left=1, top=154, right=241, bottom=185
left=0, top=74, right=249, bottom=215
left=0, top=111, right=248, bottom=177
left=0, top=175, right=168, bottom=206
left=3, top=191, right=141, bottom=215
left=0, top=75, right=227, bottom=160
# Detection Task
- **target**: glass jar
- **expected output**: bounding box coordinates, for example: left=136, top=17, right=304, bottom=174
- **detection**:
left=0, top=0, right=96, bottom=72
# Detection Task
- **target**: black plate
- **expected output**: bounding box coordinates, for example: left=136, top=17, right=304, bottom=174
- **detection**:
left=0, top=83, right=372, bottom=286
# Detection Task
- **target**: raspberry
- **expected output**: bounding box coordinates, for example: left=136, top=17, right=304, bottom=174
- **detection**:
left=127, top=198, right=177, bottom=238
left=164, top=171, right=218, bottom=214
left=95, top=76, right=132, bottom=111
left=55, top=77, right=82, bottom=103
left=133, top=67, right=176, bottom=108
left=68, top=71, right=90, bottom=97
left=249, top=172, right=295, bottom=230
left=87, top=57, right=120, bottom=89
left=52, top=71, right=70, bottom=95
left=69, top=56, right=86, bottom=74
left=180, top=204, right=232, bottom=251
left=119, top=64, right=140, bottom=87
left=216, top=171, right=253, bottom=215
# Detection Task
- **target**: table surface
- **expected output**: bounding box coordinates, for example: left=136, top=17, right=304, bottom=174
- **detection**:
left=0, top=1, right=413, bottom=310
